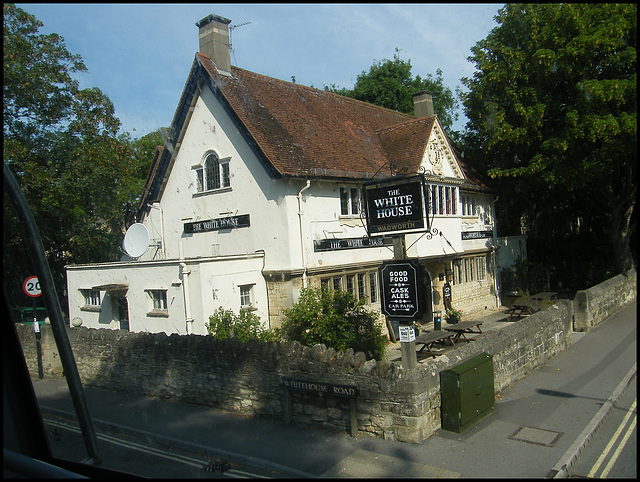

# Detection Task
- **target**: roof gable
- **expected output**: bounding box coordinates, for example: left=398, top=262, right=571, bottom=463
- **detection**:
left=138, top=52, right=485, bottom=218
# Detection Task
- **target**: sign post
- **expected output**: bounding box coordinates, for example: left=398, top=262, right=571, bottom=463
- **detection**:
left=363, top=175, right=432, bottom=369
left=23, top=276, right=43, bottom=378
left=379, top=249, right=423, bottom=369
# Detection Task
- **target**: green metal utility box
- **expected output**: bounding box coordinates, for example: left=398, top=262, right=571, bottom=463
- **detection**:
left=440, top=353, right=494, bottom=433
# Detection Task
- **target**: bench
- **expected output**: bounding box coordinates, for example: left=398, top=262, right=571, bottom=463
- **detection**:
left=506, top=305, right=534, bottom=320
left=444, top=320, right=483, bottom=341
left=414, top=331, right=456, bottom=358
left=281, top=377, right=359, bottom=437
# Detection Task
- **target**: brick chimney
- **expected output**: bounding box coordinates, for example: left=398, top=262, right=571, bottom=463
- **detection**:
left=413, top=91, right=434, bottom=117
left=196, top=14, right=232, bottom=75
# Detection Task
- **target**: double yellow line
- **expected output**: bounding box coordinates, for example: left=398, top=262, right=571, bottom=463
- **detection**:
left=587, top=399, right=637, bottom=478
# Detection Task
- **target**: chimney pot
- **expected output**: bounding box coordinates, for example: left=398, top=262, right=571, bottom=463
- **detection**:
left=196, top=14, right=232, bottom=74
left=413, top=91, right=435, bottom=117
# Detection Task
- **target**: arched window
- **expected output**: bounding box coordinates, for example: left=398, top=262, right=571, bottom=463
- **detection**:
left=193, top=152, right=230, bottom=192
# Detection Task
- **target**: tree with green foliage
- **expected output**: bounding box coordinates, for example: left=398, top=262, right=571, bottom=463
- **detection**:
left=279, top=286, right=387, bottom=361
left=3, top=4, right=147, bottom=309
left=461, top=3, right=636, bottom=290
left=324, top=49, right=460, bottom=135
left=206, top=307, right=274, bottom=343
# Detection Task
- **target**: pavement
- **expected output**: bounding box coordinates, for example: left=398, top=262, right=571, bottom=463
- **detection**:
left=32, top=302, right=636, bottom=478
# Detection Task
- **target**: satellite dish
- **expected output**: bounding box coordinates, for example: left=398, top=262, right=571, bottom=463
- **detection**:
left=123, top=223, right=150, bottom=258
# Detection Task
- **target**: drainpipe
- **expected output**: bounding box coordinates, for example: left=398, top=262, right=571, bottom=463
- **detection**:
left=298, top=180, right=311, bottom=288
left=179, top=240, right=194, bottom=334
left=491, top=195, right=501, bottom=308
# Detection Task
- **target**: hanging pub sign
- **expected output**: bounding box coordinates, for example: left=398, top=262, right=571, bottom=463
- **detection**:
left=183, top=214, right=250, bottom=234
left=362, top=175, right=429, bottom=235
left=379, top=259, right=424, bottom=320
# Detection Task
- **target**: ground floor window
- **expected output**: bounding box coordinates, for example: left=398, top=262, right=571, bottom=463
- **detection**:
left=321, top=269, right=379, bottom=305
left=81, top=289, right=101, bottom=307
left=452, top=255, right=488, bottom=285
left=239, top=284, right=255, bottom=308
left=146, top=289, right=168, bottom=316
left=80, top=289, right=101, bottom=311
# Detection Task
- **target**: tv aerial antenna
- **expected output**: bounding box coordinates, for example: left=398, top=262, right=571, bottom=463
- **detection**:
left=229, top=21, right=251, bottom=63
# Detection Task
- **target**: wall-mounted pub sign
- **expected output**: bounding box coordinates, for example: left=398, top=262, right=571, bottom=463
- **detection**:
left=314, top=236, right=393, bottom=252
left=362, top=175, right=429, bottom=235
left=183, top=214, right=250, bottom=234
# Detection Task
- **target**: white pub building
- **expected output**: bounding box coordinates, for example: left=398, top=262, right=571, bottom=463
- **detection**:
left=66, top=14, right=502, bottom=336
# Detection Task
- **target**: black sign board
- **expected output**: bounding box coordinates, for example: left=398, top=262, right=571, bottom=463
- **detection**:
left=379, top=259, right=424, bottom=319
left=184, top=214, right=250, bottom=234
left=281, top=377, right=359, bottom=398
left=362, top=176, right=428, bottom=235
left=314, top=236, right=393, bottom=252
left=443, top=282, right=452, bottom=311
left=461, top=230, right=493, bottom=240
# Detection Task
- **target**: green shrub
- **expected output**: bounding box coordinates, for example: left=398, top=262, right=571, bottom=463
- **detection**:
left=206, top=307, right=274, bottom=342
left=279, top=286, right=387, bottom=361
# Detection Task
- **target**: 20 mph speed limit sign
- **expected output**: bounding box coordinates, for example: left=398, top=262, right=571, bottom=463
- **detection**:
left=23, top=276, right=42, bottom=298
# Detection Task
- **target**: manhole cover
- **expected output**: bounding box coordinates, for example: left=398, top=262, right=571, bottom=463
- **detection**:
left=508, top=426, right=563, bottom=447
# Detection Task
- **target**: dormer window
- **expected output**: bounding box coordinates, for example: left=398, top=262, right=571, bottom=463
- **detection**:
left=193, top=152, right=230, bottom=193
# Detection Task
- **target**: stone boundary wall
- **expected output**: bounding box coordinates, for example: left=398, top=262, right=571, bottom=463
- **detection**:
left=16, top=272, right=633, bottom=444
left=573, top=269, right=636, bottom=332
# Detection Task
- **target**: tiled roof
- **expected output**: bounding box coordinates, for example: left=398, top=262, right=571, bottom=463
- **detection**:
left=137, top=53, right=483, bottom=218
left=198, top=53, right=430, bottom=180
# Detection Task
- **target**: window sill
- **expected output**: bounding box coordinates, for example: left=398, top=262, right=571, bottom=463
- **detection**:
left=146, top=309, right=169, bottom=318
left=240, top=305, right=258, bottom=313
left=193, top=186, right=232, bottom=198
left=80, top=306, right=101, bottom=312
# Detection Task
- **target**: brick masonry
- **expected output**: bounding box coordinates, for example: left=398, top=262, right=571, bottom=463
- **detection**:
left=16, top=269, right=636, bottom=443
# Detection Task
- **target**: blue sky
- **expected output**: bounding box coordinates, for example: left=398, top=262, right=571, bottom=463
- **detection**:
left=17, top=3, right=502, bottom=138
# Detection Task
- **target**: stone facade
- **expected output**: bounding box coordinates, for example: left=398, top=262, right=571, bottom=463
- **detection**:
left=18, top=271, right=634, bottom=443
left=573, top=269, right=636, bottom=332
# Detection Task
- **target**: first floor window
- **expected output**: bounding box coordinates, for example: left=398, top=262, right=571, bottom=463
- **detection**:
left=340, top=187, right=361, bottom=216
left=194, top=152, right=231, bottom=193
left=431, top=184, right=457, bottom=216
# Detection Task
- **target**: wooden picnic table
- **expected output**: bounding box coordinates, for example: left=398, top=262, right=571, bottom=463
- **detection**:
left=444, top=320, right=483, bottom=341
left=505, top=305, right=534, bottom=320
left=531, top=292, right=558, bottom=303
left=414, top=331, right=456, bottom=358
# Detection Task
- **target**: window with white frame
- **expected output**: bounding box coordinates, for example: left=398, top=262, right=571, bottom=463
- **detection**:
left=430, top=184, right=458, bottom=216
left=81, top=289, right=101, bottom=308
left=340, top=187, right=361, bottom=216
left=193, top=152, right=230, bottom=193
left=461, top=195, right=476, bottom=216
left=147, top=289, right=168, bottom=314
left=239, top=284, right=255, bottom=308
